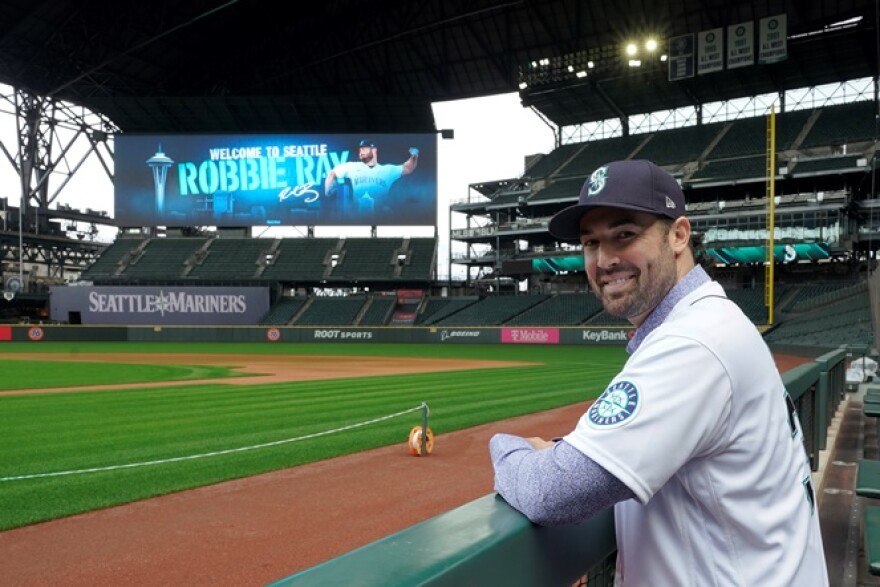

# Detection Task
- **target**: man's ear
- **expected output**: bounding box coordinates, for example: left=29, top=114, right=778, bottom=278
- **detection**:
left=670, top=216, right=692, bottom=255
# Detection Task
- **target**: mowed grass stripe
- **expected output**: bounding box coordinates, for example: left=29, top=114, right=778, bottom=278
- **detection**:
left=0, top=343, right=627, bottom=530
left=0, top=362, right=617, bottom=466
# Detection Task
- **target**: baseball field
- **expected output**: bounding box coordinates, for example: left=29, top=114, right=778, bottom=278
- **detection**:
left=0, top=341, right=627, bottom=531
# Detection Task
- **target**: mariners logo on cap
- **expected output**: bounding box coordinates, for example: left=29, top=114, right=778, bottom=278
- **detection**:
left=587, top=380, right=640, bottom=428
left=587, top=165, right=608, bottom=196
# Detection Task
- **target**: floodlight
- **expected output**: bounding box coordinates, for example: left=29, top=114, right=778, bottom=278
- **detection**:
left=645, top=38, right=658, bottom=52
left=628, top=59, right=642, bottom=67
left=626, top=43, right=637, bottom=56
left=576, top=70, right=587, bottom=78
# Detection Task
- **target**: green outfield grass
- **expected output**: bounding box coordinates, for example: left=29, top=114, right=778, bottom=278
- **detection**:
left=0, top=342, right=626, bottom=530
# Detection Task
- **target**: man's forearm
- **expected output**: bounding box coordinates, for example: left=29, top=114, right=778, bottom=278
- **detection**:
left=402, top=154, right=418, bottom=175
left=489, top=433, right=634, bottom=526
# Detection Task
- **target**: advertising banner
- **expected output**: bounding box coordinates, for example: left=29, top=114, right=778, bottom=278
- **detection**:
left=579, top=329, right=633, bottom=344
left=707, top=242, right=829, bottom=265
left=115, top=133, right=438, bottom=227
left=501, top=328, right=559, bottom=344
left=49, top=286, right=270, bottom=325
left=431, top=328, right=496, bottom=343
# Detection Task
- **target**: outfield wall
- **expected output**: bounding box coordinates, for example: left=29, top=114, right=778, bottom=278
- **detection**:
left=0, top=325, right=632, bottom=345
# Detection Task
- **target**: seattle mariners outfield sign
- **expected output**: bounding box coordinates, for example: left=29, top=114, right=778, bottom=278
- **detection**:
left=50, top=285, right=269, bottom=325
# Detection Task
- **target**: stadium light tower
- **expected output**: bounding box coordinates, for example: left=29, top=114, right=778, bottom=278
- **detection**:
left=146, top=145, right=174, bottom=214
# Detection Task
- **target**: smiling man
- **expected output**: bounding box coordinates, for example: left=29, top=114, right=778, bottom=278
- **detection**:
left=489, top=160, right=828, bottom=586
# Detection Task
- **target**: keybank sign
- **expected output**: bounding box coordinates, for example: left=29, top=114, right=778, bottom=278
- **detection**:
left=582, top=329, right=630, bottom=343
left=50, top=285, right=269, bottom=325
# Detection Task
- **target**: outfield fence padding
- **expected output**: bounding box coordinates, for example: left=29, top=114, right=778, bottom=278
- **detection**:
left=4, top=325, right=633, bottom=345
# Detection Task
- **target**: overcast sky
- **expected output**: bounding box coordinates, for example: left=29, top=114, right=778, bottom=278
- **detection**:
left=0, top=87, right=557, bottom=279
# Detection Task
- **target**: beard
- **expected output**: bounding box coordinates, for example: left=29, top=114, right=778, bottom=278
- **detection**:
left=590, top=249, right=678, bottom=321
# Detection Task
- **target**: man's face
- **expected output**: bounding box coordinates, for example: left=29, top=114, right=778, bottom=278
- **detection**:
left=358, top=146, right=376, bottom=164
left=579, top=208, right=681, bottom=327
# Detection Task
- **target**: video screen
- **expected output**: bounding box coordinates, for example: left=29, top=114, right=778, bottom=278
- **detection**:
left=114, top=133, right=438, bottom=227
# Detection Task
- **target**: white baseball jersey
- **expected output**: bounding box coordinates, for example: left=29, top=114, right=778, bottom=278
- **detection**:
left=331, top=161, right=404, bottom=200
left=564, top=280, right=828, bottom=586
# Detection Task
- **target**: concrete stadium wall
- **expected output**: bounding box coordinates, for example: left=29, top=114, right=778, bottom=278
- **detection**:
left=2, top=325, right=633, bottom=345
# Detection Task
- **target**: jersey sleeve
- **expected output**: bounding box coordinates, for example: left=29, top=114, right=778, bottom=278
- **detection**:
left=564, top=334, right=732, bottom=504
left=385, top=164, right=404, bottom=183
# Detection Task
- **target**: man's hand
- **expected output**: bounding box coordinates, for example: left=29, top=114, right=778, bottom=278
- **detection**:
left=526, top=437, right=556, bottom=450
left=409, top=147, right=419, bottom=157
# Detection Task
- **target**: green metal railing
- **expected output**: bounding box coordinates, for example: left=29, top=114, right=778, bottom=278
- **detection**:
left=269, top=348, right=850, bottom=587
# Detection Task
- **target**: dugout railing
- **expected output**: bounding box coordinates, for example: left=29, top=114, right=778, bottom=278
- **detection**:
left=269, top=349, right=847, bottom=586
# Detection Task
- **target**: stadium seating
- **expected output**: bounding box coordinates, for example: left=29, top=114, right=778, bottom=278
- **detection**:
left=529, top=177, right=588, bottom=203
left=416, top=297, right=480, bottom=325
left=292, top=296, right=368, bottom=325
left=432, top=294, right=549, bottom=326
left=635, top=122, right=723, bottom=166
left=792, top=155, right=865, bottom=175
left=120, top=238, right=209, bottom=280
left=708, top=109, right=811, bottom=160
left=504, top=292, right=603, bottom=325
left=689, top=156, right=767, bottom=184
left=800, top=100, right=877, bottom=149
left=765, top=283, right=872, bottom=348
left=723, top=287, right=771, bottom=324
left=329, top=238, right=402, bottom=281
left=784, top=282, right=860, bottom=312
left=397, top=238, right=436, bottom=280
left=358, top=297, right=396, bottom=325
left=261, top=238, right=339, bottom=281
left=188, top=238, right=270, bottom=280
left=584, top=310, right=631, bottom=326
left=79, top=238, right=145, bottom=280
left=554, top=134, right=646, bottom=179
left=523, top=143, right=583, bottom=179
left=259, top=296, right=309, bottom=325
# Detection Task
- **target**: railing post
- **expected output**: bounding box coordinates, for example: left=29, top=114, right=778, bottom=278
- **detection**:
left=421, top=402, right=429, bottom=456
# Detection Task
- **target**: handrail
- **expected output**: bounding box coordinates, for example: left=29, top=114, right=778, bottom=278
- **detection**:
left=269, top=494, right=615, bottom=587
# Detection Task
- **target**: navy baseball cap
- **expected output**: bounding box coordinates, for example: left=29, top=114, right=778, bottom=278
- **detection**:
left=358, top=139, right=376, bottom=148
left=548, top=159, right=686, bottom=241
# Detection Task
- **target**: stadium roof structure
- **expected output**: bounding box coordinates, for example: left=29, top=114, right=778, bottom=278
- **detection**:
left=0, top=0, right=876, bottom=134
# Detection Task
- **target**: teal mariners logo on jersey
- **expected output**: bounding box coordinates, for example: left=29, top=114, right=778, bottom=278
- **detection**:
left=588, top=380, right=640, bottom=427
left=587, top=166, right=608, bottom=196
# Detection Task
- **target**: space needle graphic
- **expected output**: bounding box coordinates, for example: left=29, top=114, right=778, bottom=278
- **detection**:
left=146, top=145, right=174, bottom=214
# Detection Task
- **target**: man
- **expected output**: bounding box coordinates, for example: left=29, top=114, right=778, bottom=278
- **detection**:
left=489, top=159, right=828, bottom=586
left=324, top=139, right=419, bottom=215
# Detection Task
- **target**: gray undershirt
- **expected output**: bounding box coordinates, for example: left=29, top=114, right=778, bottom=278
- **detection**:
left=489, top=434, right=633, bottom=525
